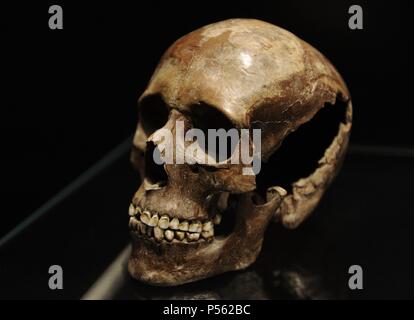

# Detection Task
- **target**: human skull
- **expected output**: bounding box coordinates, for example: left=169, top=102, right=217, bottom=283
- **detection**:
left=128, top=19, right=352, bottom=286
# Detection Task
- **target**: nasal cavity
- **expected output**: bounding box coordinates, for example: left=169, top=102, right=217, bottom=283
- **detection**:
left=145, top=141, right=168, bottom=187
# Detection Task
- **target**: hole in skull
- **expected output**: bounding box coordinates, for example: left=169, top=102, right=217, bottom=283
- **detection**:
left=190, top=102, right=239, bottom=163
left=256, top=98, right=348, bottom=197
left=139, top=94, right=169, bottom=136
left=144, top=141, right=168, bottom=187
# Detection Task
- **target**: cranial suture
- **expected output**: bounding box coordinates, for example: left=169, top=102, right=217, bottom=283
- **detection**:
left=128, top=19, right=352, bottom=286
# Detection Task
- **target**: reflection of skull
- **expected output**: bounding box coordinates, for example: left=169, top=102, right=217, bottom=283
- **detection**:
left=128, top=19, right=352, bottom=286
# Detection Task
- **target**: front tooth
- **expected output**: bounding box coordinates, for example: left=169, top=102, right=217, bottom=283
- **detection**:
left=136, top=220, right=143, bottom=233
left=140, top=210, right=151, bottom=225
left=164, top=230, right=174, bottom=241
left=202, top=229, right=214, bottom=239
left=128, top=204, right=135, bottom=216
left=139, top=221, right=147, bottom=234
left=169, top=217, right=179, bottom=230
left=133, top=218, right=139, bottom=230
left=178, top=221, right=189, bottom=231
left=146, top=226, right=153, bottom=237
left=186, top=232, right=200, bottom=242
left=131, top=218, right=139, bottom=230
left=158, top=215, right=170, bottom=229
left=175, top=231, right=185, bottom=240
left=148, top=214, right=159, bottom=227
left=129, top=217, right=135, bottom=229
left=154, top=226, right=164, bottom=241
left=203, top=221, right=214, bottom=231
left=213, top=214, right=222, bottom=225
left=189, top=221, right=202, bottom=233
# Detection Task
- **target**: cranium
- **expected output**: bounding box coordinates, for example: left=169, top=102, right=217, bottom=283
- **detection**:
left=128, top=19, right=352, bottom=286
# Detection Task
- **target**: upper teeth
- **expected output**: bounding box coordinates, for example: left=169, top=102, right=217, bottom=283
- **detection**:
left=158, top=215, right=170, bottom=229
left=178, top=221, right=189, bottom=231
left=213, top=214, right=222, bottom=225
left=169, top=217, right=179, bottom=230
left=128, top=204, right=135, bottom=216
left=128, top=204, right=221, bottom=242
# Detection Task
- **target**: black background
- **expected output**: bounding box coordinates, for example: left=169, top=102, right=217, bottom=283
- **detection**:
left=0, top=1, right=412, bottom=299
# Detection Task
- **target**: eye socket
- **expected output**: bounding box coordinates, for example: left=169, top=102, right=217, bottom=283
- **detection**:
left=139, top=94, right=169, bottom=136
left=190, top=103, right=239, bottom=163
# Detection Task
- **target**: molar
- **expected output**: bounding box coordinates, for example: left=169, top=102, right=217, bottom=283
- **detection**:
left=202, top=229, right=214, bottom=239
left=164, top=230, right=174, bottom=241
left=189, top=221, right=202, bottom=233
left=213, top=214, right=222, bottom=225
left=178, top=221, right=189, bottom=231
left=175, top=231, right=185, bottom=240
left=186, top=232, right=200, bottom=242
left=203, top=221, right=214, bottom=231
left=169, top=217, right=180, bottom=230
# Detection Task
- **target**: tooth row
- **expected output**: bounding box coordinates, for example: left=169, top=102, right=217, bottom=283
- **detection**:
left=129, top=217, right=214, bottom=241
left=129, top=203, right=141, bottom=216
left=129, top=204, right=221, bottom=232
